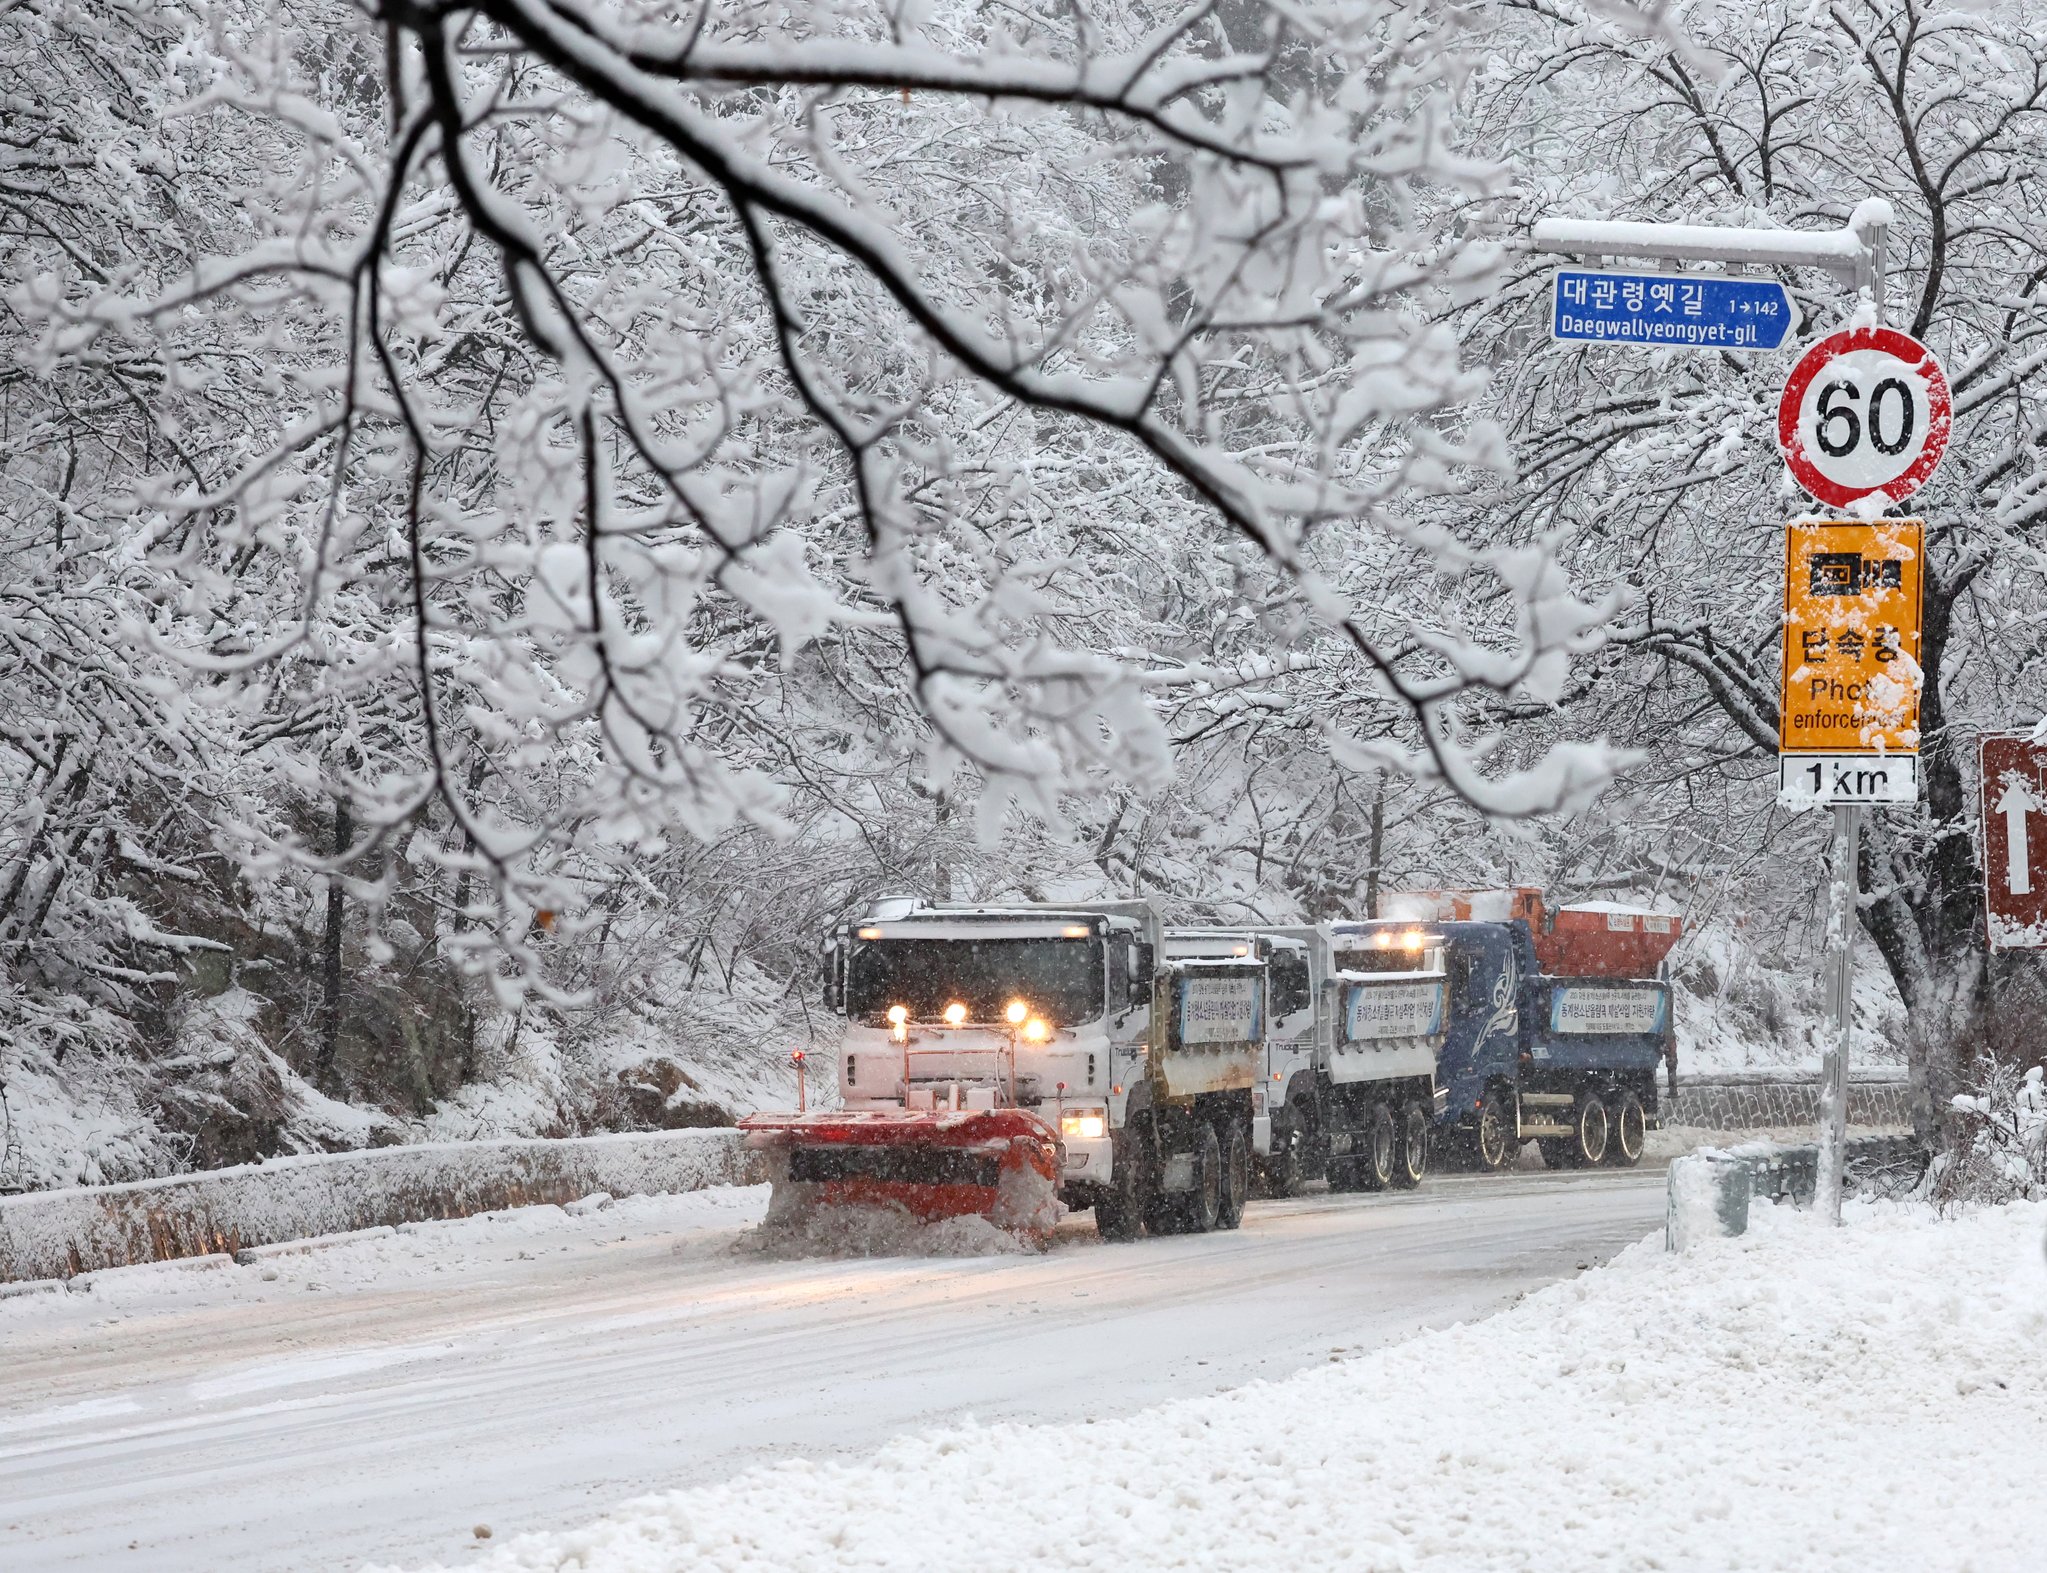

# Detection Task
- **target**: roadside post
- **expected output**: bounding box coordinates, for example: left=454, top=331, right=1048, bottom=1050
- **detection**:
left=1533, top=202, right=1940, bottom=1224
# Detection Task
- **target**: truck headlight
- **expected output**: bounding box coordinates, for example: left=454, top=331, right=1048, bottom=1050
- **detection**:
left=1061, top=1110, right=1106, bottom=1141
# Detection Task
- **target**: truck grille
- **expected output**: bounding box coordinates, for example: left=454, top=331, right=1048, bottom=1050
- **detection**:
left=789, top=1145, right=1001, bottom=1189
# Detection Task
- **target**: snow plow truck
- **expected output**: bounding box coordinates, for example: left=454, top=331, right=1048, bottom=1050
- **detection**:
left=739, top=898, right=1270, bottom=1241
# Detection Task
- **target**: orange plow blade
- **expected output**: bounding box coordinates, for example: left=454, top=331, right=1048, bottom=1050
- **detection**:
left=739, top=1108, right=1063, bottom=1235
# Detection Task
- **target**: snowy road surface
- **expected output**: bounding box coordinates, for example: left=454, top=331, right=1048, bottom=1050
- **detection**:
left=0, top=1167, right=1663, bottom=1571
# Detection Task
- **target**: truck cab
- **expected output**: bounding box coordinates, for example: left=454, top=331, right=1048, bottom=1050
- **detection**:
left=825, top=900, right=1157, bottom=1185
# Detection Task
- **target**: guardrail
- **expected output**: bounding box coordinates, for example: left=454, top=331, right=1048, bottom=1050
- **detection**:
left=0, top=1127, right=761, bottom=1284
left=1666, top=1133, right=1924, bottom=1250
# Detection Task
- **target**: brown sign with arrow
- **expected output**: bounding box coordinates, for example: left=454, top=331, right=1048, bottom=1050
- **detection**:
left=1981, top=733, right=2047, bottom=948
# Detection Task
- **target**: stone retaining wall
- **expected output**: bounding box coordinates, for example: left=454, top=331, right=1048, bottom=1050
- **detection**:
left=0, top=1127, right=760, bottom=1284
left=1665, top=1072, right=1911, bottom=1130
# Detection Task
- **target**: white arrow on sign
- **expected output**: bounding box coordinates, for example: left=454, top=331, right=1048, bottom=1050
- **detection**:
left=1995, top=776, right=2040, bottom=895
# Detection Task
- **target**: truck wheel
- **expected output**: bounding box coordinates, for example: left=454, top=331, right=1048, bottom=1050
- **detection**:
left=1095, top=1129, right=1150, bottom=1241
left=1611, top=1092, right=1646, bottom=1168
left=1571, top=1092, right=1611, bottom=1167
left=1217, top=1119, right=1250, bottom=1230
left=1177, top=1122, right=1223, bottom=1233
left=1472, top=1091, right=1515, bottom=1172
left=1259, top=1129, right=1304, bottom=1199
left=1392, top=1102, right=1429, bottom=1189
left=1362, top=1103, right=1397, bottom=1191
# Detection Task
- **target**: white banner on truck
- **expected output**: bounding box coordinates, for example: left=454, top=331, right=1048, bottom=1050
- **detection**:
left=1343, top=980, right=1446, bottom=1042
left=1549, top=985, right=1667, bottom=1036
left=1177, top=975, right=1262, bottom=1045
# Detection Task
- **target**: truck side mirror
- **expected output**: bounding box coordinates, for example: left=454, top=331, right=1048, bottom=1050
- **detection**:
left=1129, top=942, right=1154, bottom=1007
left=821, top=938, right=846, bottom=1013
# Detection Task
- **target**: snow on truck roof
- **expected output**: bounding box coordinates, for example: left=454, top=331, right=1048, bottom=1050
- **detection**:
left=855, top=921, right=1112, bottom=942
left=1557, top=900, right=1665, bottom=915
left=1331, top=967, right=1444, bottom=985
left=854, top=907, right=1146, bottom=939
left=1164, top=928, right=1307, bottom=956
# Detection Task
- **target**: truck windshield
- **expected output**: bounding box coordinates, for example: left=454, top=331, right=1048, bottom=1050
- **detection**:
left=1334, top=946, right=1439, bottom=975
left=847, top=937, right=1104, bottom=1026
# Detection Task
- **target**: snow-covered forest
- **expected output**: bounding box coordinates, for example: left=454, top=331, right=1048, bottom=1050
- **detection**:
left=6, top=0, right=2042, bottom=1187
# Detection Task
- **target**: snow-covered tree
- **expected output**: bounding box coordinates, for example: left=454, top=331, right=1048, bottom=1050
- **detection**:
left=1444, top=0, right=2047, bottom=1135
left=27, top=5, right=1631, bottom=950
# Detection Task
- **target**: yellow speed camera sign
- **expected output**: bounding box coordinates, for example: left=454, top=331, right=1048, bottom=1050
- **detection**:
left=1780, top=519, right=1924, bottom=757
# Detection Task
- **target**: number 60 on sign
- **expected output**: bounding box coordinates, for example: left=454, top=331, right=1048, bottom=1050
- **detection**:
left=1777, top=328, right=1950, bottom=510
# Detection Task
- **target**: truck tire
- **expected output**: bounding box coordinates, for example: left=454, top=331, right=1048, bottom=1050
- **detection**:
left=1176, top=1122, right=1223, bottom=1233
left=1611, top=1091, right=1646, bottom=1168
left=1392, top=1101, right=1429, bottom=1189
left=1362, top=1103, right=1397, bottom=1191
left=1095, top=1129, right=1150, bottom=1241
left=1258, top=1127, right=1304, bottom=1199
left=1217, top=1119, right=1250, bottom=1230
left=1471, top=1090, right=1515, bottom=1172
left=1570, top=1092, right=1611, bottom=1167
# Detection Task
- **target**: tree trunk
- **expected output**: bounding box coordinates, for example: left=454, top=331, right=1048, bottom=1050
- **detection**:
left=1365, top=773, right=1387, bottom=919
left=931, top=788, right=952, bottom=902
left=317, top=795, right=351, bottom=1091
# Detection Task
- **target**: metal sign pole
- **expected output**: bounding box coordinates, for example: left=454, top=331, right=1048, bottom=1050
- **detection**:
left=1815, top=214, right=1886, bottom=1226
left=1816, top=803, right=1858, bottom=1223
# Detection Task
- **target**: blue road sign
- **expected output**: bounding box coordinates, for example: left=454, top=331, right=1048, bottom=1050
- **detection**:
left=1551, top=267, right=1792, bottom=351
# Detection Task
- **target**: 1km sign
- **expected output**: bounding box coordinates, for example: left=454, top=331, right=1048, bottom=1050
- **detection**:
left=1778, top=519, right=1924, bottom=809
left=1778, top=328, right=1951, bottom=509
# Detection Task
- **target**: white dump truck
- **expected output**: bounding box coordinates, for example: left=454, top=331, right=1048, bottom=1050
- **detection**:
left=1164, top=929, right=1315, bottom=1191
left=740, top=897, right=1268, bottom=1240
left=1170, top=924, right=1450, bottom=1193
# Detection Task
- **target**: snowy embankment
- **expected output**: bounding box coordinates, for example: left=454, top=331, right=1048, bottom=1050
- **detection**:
left=384, top=1199, right=2047, bottom=1573
left=0, top=1127, right=755, bottom=1282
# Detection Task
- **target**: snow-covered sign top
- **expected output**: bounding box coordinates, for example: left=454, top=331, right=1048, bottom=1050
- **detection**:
left=1777, top=328, right=1951, bottom=509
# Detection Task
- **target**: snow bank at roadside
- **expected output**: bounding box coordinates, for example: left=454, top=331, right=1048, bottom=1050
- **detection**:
left=382, top=1198, right=2047, bottom=1573
left=0, top=1126, right=756, bottom=1281
left=0, top=1184, right=771, bottom=1325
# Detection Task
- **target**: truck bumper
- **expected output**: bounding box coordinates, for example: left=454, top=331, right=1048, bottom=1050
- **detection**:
left=1061, top=1134, right=1113, bottom=1182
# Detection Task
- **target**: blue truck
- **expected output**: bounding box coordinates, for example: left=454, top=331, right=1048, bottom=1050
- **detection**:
left=1326, top=916, right=1672, bottom=1169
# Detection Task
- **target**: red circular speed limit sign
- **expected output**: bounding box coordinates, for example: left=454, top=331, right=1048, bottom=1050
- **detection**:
left=1777, top=327, right=1950, bottom=508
